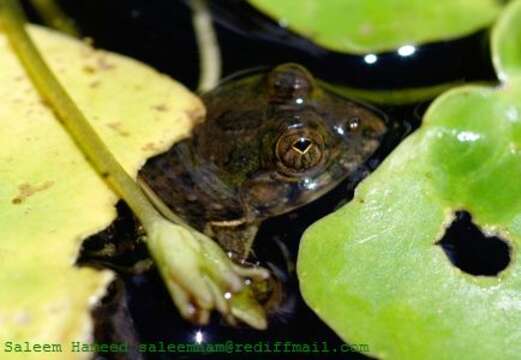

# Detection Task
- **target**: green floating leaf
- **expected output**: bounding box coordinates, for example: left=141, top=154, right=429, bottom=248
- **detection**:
left=0, top=25, right=203, bottom=359
left=492, top=0, right=521, bottom=81
left=298, top=1, right=521, bottom=359
left=249, top=0, right=502, bottom=54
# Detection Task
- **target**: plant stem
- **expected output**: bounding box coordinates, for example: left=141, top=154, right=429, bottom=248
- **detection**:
left=0, top=0, right=160, bottom=230
left=29, top=0, right=78, bottom=36
left=190, top=0, right=221, bottom=93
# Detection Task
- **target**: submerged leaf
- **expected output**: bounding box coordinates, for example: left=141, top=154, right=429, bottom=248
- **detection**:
left=249, top=0, right=501, bottom=54
left=0, top=25, right=203, bottom=358
left=298, top=1, right=521, bottom=359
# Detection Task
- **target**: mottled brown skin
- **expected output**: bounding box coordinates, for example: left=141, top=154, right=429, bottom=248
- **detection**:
left=139, top=63, right=386, bottom=258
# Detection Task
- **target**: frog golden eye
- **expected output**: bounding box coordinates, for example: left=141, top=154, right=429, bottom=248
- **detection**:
left=276, top=131, right=324, bottom=172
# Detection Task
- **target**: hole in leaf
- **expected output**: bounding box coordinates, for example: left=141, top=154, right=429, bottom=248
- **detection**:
left=437, top=211, right=511, bottom=276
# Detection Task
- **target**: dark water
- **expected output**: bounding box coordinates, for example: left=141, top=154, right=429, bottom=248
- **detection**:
left=25, top=1, right=501, bottom=359
left=208, top=0, right=496, bottom=89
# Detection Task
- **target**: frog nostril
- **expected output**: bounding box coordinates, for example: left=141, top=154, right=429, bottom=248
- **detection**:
left=292, top=138, right=312, bottom=154
left=348, top=117, right=360, bottom=131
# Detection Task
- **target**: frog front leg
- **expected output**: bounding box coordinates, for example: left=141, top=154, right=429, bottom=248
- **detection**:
left=205, top=219, right=260, bottom=260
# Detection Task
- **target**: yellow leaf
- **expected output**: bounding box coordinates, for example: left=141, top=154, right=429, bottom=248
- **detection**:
left=0, top=25, right=204, bottom=359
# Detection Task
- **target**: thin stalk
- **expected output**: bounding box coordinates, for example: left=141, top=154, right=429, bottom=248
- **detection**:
left=30, top=0, right=78, bottom=36
left=191, top=0, right=221, bottom=93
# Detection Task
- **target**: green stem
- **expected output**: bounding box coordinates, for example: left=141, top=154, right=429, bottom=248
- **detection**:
left=0, top=0, right=159, bottom=230
left=320, top=81, right=465, bottom=106
left=29, top=0, right=78, bottom=36
left=190, top=0, right=221, bottom=93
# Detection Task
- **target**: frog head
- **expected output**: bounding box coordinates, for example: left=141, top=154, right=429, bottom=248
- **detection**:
left=196, top=63, right=387, bottom=221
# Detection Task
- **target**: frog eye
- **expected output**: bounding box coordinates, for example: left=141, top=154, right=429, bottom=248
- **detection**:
left=266, top=63, right=314, bottom=103
left=276, top=130, right=324, bottom=173
left=292, top=137, right=313, bottom=154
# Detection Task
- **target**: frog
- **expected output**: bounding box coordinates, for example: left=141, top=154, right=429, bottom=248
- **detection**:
left=138, top=63, right=387, bottom=260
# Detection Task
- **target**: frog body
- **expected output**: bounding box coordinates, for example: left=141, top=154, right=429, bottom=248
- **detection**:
left=139, top=63, right=386, bottom=258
